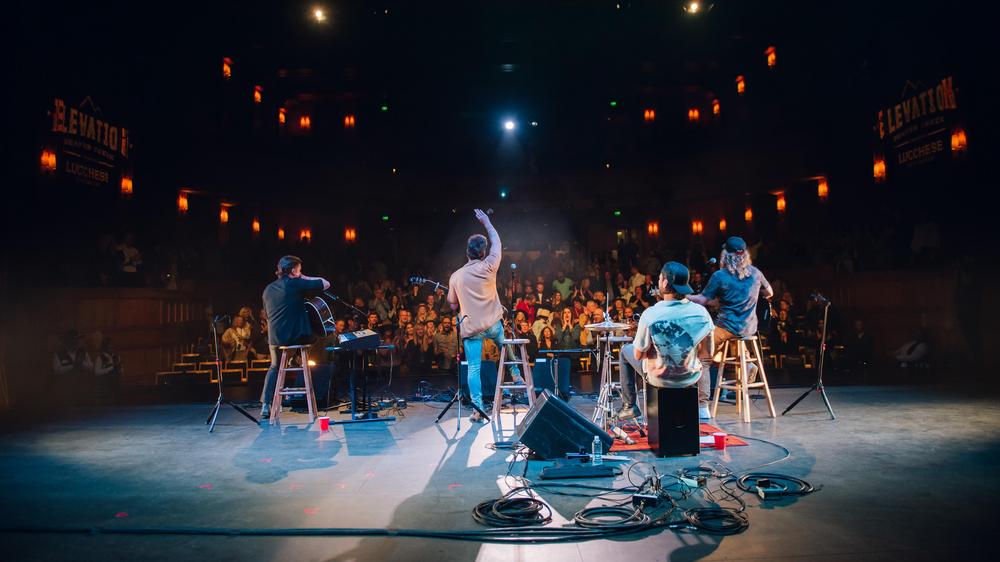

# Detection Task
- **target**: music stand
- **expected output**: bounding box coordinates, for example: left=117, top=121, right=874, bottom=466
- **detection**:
left=782, top=294, right=836, bottom=419
left=206, top=315, right=259, bottom=431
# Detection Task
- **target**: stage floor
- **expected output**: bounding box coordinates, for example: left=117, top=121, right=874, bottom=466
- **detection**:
left=1, top=385, right=997, bottom=561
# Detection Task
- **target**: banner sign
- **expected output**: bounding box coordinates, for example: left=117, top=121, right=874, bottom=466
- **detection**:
left=45, top=96, right=132, bottom=187
left=874, top=76, right=960, bottom=170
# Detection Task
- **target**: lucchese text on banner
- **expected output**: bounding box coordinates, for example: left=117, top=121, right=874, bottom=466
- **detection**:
left=875, top=76, right=958, bottom=139
left=50, top=98, right=130, bottom=158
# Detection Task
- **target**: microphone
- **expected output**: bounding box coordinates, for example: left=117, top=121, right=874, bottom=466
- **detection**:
left=212, top=314, right=230, bottom=322
left=810, top=292, right=829, bottom=303
left=486, top=208, right=494, bottom=215
left=707, top=257, right=718, bottom=266
left=510, top=263, right=517, bottom=270
left=324, top=292, right=340, bottom=301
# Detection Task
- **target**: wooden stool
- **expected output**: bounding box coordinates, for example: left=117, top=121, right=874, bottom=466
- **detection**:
left=711, top=336, right=776, bottom=423
left=268, top=345, right=317, bottom=426
left=492, top=338, right=535, bottom=442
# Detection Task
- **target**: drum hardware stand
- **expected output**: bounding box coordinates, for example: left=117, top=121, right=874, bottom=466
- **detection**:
left=206, top=314, right=259, bottom=431
left=587, top=321, right=639, bottom=445
left=782, top=293, right=836, bottom=419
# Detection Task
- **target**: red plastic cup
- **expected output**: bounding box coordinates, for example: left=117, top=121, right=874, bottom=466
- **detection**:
left=713, top=432, right=727, bottom=451
left=318, top=416, right=330, bottom=432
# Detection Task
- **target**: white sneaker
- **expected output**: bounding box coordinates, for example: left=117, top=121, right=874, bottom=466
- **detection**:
left=698, top=406, right=712, bottom=420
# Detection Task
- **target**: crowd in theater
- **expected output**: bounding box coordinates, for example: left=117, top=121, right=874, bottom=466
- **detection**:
left=200, top=242, right=890, bottom=378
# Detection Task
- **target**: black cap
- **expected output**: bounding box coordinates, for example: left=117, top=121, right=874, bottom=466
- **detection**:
left=662, top=261, right=694, bottom=296
left=723, top=236, right=747, bottom=253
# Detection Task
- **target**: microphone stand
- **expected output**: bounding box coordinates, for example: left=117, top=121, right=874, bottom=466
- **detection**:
left=325, top=292, right=368, bottom=325
left=782, top=295, right=836, bottom=419
left=206, top=315, right=259, bottom=431
left=435, top=314, right=490, bottom=426
left=410, top=275, right=491, bottom=426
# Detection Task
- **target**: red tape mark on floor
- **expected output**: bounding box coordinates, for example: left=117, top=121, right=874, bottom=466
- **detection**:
left=303, top=507, right=319, bottom=515
left=288, top=483, right=303, bottom=491
left=447, top=483, right=463, bottom=491
left=259, top=458, right=272, bottom=463
left=197, top=483, right=213, bottom=489
left=115, top=512, right=129, bottom=518
left=335, top=483, right=347, bottom=489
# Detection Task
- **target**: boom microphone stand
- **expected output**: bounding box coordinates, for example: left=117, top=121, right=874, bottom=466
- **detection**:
left=408, top=276, right=489, bottom=426
left=206, top=314, right=259, bottom=431
left=435, top=314, right=490, bottom=426
left=782, top=293, right=836, bottom=419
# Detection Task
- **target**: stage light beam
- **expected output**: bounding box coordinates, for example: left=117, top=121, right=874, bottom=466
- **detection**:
left=503, top=120, right=516, bottom=131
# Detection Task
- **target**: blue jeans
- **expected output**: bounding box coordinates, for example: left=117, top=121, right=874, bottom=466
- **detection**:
left=462, top=320, right=518, bottom=410
left=261, top=344, right=281, bottom=410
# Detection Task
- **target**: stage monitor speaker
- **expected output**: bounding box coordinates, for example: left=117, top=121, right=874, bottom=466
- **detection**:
left=515, top=390, right=613, bottom=459
left=644, top=384, right=700, bottom=457
left=460, top=360, right=497, bottom=399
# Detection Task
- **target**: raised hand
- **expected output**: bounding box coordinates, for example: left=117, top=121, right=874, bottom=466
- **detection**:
left=474, top=208, right=490, bottom=225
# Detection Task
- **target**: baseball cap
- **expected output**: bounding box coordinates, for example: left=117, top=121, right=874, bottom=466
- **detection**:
left=662, top=261, right=694, bottom=295
left=723, top=236, right=747, bottom=253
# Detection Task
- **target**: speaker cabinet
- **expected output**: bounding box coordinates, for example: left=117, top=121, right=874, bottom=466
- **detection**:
left=515, top=390, right=613, bottom=459
left=532, top=358, right=571, bottom=399
left=645, top=384, right=700, bottom=457
left=460, top=360, right=497, bottom=400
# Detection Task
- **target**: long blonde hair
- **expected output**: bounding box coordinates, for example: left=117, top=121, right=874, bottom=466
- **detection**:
left=720, top=249, right=752, bottom=280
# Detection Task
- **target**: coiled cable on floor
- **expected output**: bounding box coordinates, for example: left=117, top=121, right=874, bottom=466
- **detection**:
left=735, top=473, right=816, bottom=497
left=472, top=496, right=552, bottom=527
left=683, top=507, right=749, bottom=535
left=573, top=505, right=650, bottom=530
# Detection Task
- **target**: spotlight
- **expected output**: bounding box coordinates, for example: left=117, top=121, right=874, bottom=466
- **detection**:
left=503, top=120, right=516, bottom=131
left=500, top=189, right=508, bottom=199
left=313, top=7, right=327, bottom=23
left=683, top=1, right=712, bottom=14
left=530, top=121, right=538, bottom=127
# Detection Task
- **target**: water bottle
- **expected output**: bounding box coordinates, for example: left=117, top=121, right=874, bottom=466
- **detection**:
left=591, top=435, right=603, bottom=466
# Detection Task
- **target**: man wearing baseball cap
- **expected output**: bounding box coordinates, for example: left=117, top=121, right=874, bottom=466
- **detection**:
left=617, top=261, right=715, bottom=421
left=689, top=236, right=774, bottom=416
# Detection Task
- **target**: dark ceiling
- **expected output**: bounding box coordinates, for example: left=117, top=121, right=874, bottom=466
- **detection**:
left=13, top=0, right=986, bottom=213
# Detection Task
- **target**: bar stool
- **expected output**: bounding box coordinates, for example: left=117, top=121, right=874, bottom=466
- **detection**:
left=492, top=338, right=535, bottom=443
left=711, top=336, right=776, bottom=423
left=268, top=344, right=317, bottom=426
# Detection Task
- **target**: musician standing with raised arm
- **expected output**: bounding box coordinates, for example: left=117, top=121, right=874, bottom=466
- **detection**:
left=260, top=255, right=330, bottom=422
left=447, top=209, right=510, bottom=423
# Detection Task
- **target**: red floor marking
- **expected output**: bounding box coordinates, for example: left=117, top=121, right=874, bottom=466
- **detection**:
left=197, top=483, right=213, bottom=489
left=115, top=512, right=129, bottom=518
left=447, top=483, right=463, bottom=491
left=335, top=483, right=347, bottom=489
left=303, top=507, right=319, bottom=515
left=288, top=483, right=303, bottom=490
left=259, top=458, right=272, bottom=463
